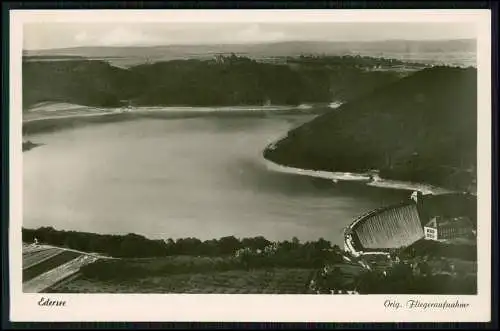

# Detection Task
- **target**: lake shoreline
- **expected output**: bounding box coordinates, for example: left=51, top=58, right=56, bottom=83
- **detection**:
left=22, top=103, right=332, bottom=136
left=261, top=157, right=456, bottom=195
left=23, top=103, right=336, bottom=123
left=23, top=105, right=460, bottom=248
left=23, top=104, right=455, bottom=196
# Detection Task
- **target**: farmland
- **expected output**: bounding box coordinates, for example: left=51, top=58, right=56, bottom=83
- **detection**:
left=49, top=268, right=316, bottom=294
left=22, top=243, right=101, bottom=293
left=24, top=250, right=81, bottom=282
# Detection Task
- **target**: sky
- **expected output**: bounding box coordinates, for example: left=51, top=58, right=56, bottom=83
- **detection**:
left=23, top=22, right=477, bottom=50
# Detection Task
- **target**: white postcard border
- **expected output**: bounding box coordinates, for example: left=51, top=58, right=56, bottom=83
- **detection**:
left=9, top=9, right=492, bottom=323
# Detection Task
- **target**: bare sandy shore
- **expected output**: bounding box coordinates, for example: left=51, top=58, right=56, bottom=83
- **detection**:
left=23, top=102, right=324, bottom=123
left=262, top=158, right=455, bottom=195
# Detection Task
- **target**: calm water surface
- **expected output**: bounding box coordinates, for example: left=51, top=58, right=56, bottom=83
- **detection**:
left=23, top=114, right=409, bottom=244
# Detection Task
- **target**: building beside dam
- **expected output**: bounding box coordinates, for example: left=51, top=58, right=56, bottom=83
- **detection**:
left=423, top=216, right=474, bottom=242
left=344, top=192, right=477, bottom=257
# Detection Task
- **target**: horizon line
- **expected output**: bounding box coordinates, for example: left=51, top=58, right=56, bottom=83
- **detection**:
left=22, top=37, right=476, bottom=52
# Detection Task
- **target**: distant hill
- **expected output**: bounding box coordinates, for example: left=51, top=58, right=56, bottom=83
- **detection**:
left=22, top=60, right=136, bottom=108
left=22, top=55, right=404, bottom=109
left=263, top=66, right=477, bottom=192
left=23, top=39, right=476, bottom=67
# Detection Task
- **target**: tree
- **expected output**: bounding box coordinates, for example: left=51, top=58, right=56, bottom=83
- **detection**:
left=218, top=236, right=242, bottom=255
left=241, top=236, right=271, bottom=251
left=314, top=238, right=331, bottom=250
left=356, top=270, right=386, bottom=294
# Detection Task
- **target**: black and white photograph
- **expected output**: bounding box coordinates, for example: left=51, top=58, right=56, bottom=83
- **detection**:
left=8, top=9, right=492, bottom=323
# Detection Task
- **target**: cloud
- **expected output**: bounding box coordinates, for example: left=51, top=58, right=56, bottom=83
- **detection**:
left=231, top=24, right=287, bottom=43
left=74, top=31, right=89, bottom=43
left=99, top=27, right=165, bottom=46
left=72, top=24, right=289, bottom=46
left=72, top=26, right=165, bottom=47
left=27, top=21, right=476, bottom=50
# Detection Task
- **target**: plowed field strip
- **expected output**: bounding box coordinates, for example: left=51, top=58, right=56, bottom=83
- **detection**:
left=23, top=248, right=63, bottom=269
left=24, top=255, right=99, bottom=293
left=23, top=246, right=52, bottom=255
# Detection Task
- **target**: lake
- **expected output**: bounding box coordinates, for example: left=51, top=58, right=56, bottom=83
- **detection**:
left=23, top=113, right=409, bottom=245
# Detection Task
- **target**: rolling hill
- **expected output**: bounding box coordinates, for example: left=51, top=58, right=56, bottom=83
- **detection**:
left=22, top=55, right=404, bottom=109
left=263, top=66, right=477, bottom=192
left=22, top=60, right=136, bottom=108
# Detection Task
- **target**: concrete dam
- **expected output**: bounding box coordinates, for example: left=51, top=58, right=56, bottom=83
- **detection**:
left=344, top=201, right=425, bottom=255
left=343, top=193, right=476, bottom=256
left=354, top=202, right=424, bottom=249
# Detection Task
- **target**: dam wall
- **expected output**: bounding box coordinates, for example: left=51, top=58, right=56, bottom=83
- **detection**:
left=343, top=193, right=476, bottom=256
left=346, top=202, right=425, bottom=254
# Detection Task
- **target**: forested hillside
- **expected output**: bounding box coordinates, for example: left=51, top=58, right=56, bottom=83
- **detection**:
left=23, top=60, right=135, bottom=108
left=263, top=66, right=477, bottom=192
left=22, top=55, right=404, bottom=109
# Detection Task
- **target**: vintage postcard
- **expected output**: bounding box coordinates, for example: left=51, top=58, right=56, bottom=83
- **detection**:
left=9, top=9, right=491, bottom=323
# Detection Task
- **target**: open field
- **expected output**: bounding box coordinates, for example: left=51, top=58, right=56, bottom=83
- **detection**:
left=46, top=253, right=365, bottom=294
left=49, top=268, right=316, bottom=294
left=22, top=244, right=322, bottom=293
